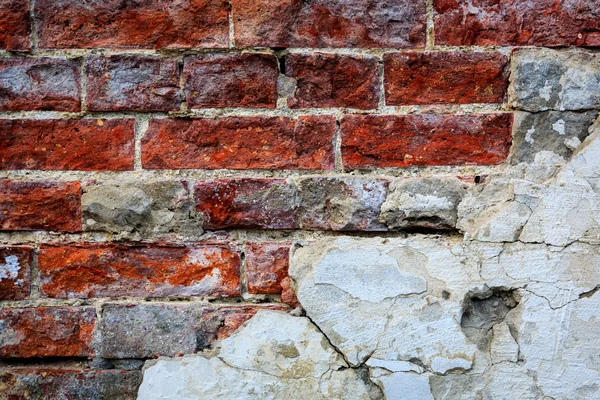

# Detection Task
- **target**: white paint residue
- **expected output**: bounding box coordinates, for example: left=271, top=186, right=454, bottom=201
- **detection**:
left=539, top=81, right=553, bottom=101
left=526, top=127, right=536, bottom=144
left=552, top=119, right=566, bottom=135
left=0, top=255, right=20, bottom=281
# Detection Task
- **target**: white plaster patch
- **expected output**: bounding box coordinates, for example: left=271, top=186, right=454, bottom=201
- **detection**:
left=0, top=255, right=20, bottom=281
left=552, top=119, right=566, bottom=135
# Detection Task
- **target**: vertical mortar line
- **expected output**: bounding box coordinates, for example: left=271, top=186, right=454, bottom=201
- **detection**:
left=333, top=114, right=344, bottom=172
left=425, top=0, right=435, bottom=50
left=178, top=55, right=188, bottom=113
left=29, top=0, right=38, bottom=51
left=80, top=56, right=88, bottom=113
left=239, top=241, right=248, bottom=298
left=29, top=244, right=40, bottom=299
left=228, top=0, right=235, bottom=48
left=377, top=54, right=386, bottom=111
left=134, top=116, right=150, bottom=171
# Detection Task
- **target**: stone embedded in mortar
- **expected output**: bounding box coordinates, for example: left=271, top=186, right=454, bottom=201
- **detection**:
left=296, top=177, right=389, bottom=231
left=380, top=177, right=469, bottom=230
left=510, top=49, right=600, bottom=112
left=82, top=180, right=200, bottom=237
left=138, top=310, right=382, bottom=400
left=510, top=110, right=598, bottom=165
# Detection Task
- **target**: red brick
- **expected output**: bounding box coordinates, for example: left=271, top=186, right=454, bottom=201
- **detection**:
left=184, top=54, right=278, bottom=109
left=0, top=246, right=32, bottom=300
left=246, top=242, right=291, bottom=294
left=0, top=307, right=95, bottom=358
left=286, top=53, right=380, bottom=109
left=142, top=116, right=335, bottom=170
left=35, top=0, right=229, bottom=49
left=0, top=180, right=82, bottom=232
left=0, top=0, right=30, bottom=50
left=233, top=0, right=426, bottom=48
left=0, top=58, right=81, bottom=111
left=86, top=55, right=181, bottom=112
left=341, top=114, right=513, bottom=168
left=38, top=242, right=241, bottom=298
left=195, top=179, right=298, bottom=230
left=0, top=119, right=134, bottom=171
left=280, top=276, right=300, bottom=308
left=384, top=52, right=508, bottom=106
left=434, top=0, right=600, bottom=47
left=0, top=369, right=141, bottom=400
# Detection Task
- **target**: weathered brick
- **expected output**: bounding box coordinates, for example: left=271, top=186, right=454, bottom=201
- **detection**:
left=0, top=246, right=32, bottom=300
left=0, top=119, right=134, bottom=171
left=82, top=180, right=199, bottom=236
left=86, top=55, right=181, bottom=112
left=246, top=242, right=291, bottom=294
left=510, top=49, right=600, bottom=112
left=0, top=0, right=30, bottom=50
left=0, top=180, right=82, bottom=232
left=280, top=276, right=301, bottom=308
left=341, top=114, right=513, bottom=168
left=286, top=53, right=380, bottom=109
left=0, top=58, right=81, bottom=111
left=0, top=369, right=142, bottom=400
left=35, top=0, right=229, bottom=49
left=297, top=177, right=389, bottom=231
left=195, top=179, right=298, bottom=230
left=232, top=0, right=427, bottom=48
left=384, top=51, right=508, bottom=105
left=184, top=54, right=278, bottom=109
left=0, top=307, right=95, bottom=358
left=434, top=0, right=600, bottom=47
left=95, top=304, right=282, bottom=358
left=142, top=116, right=335, bottom=170
left=38, top=243, right=241, bottom=298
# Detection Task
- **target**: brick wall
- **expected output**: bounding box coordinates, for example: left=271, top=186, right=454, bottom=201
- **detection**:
left=1, top=0, right=599, bottom=397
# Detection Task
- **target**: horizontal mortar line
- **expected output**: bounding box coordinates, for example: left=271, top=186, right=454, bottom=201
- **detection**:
left=0, top=105, right=510, bottom=120
left=0, top=297, right=289, bottom=308
left=0, top=164, right=507, bottom=181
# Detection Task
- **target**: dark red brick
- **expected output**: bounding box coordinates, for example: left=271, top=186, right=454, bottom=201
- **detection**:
left=0, top=307, right=95, bottom=358
left=86, top=55, right=181, bottom=112
left=434, top=0, right=600, bottom=47
left=341, top=114, right=513, bottom=168
left=184, top=53, right=278, bottom=109
left=0, top=180, right=82, bottom=232
left=233, top=0, right=427, bottom=48
left=384, top=51, right=508, bottom=105
left=0, top=119, right=134, bottom=171
left=0, top=246, right=32, bottom=300
left=286, top=53, right=380, bottom=109
left=195, top=179, right=298, bottom=230
left=0, top=58, right=81, bottom=111
left=245, top=242, right=291, bottom=294
left=38, top=243, right=241, bottom=298
left=0, top=0, right=30, bottom=50
left=0, top=369, right=142, bottom=399
left=35, top=0, right=229, bottom=49
left=142, top=116, right=335, bottom=170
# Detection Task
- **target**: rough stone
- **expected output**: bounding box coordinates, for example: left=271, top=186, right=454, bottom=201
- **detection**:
left=38, top=243, right=241, bottom=299
left=0, top=246, right=32, bottom=300
left=86, top=55, right=181, bottom=112
left=434, top=0, right=600, bottom=46
left=0, top=118, right=134, bottom=171
left=286, top=53, right=380, bottom=109
left=380, top=177, right=470, bottom=230
left=0, top=58, right=81, bottom=111
left=0, top=0, right=30, bottom=50
left=245, top=242, right=291, bottom=295
left=297, top=177, right=389, bottom=231
left=0, top=369, right=142, bottom=400
left=138, top=311, right=382, bottom=399
left=341, top=114, right=513, bottom=168
left=232, top=0, right=426, bottom=48
left=35, top=0, right=229, bottom=49
left=0, top=180, right=82, bottom=232
left=0, top=307, right=95, bottom=358
left=82, top=180, right=200, bottom=237
left=142, top=116, right=336, bottom=170
left=184, top=54, right=278, bottom=109
left=510, top=49, right=600, bottom=112
left=384, top=51, right=508, bottom=105
left=195, top=179, right=298, bottom=230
